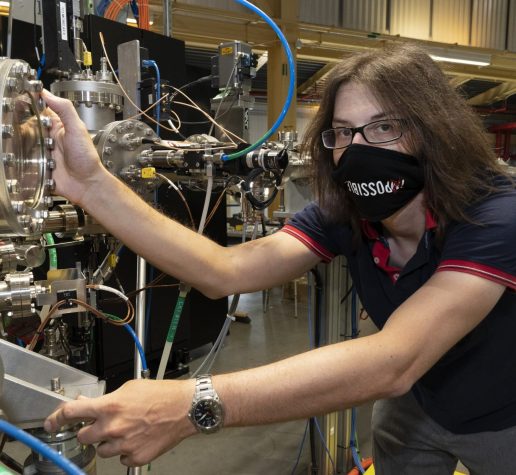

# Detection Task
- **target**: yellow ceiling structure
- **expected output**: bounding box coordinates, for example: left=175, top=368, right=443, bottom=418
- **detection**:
left=149, top=1, right=516, bottom=108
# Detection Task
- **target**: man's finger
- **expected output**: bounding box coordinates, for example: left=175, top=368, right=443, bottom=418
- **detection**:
left=41, top=90, right=83, bottom=129
left=76, top=421, right=105, bottom=446
left=96, top=439, right=123, bottom=459
left=44, top=399, right=99, bottom=432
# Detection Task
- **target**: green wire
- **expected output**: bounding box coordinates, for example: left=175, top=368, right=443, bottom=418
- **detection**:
left=165, top=291, right=187, bottom=343
left=104, top=313, right=122, bottom=322
left=44, top=233, right=58, bottom=269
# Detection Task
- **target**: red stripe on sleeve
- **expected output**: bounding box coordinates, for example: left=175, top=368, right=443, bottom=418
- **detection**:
left=280, top=225, right=335, bottom=263
left=437, top=259, right=516, bottom=290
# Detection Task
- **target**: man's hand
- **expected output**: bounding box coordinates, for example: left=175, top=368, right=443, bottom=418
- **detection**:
left=44, top=379, right=197, bottom=467
left=41, top=90, right=110, bottom=207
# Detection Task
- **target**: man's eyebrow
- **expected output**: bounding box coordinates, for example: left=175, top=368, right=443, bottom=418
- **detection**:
left=331, top=112, right=390, bottom=125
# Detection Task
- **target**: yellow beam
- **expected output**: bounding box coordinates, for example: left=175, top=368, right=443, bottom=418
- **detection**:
left=467, top=81, right=516, bottom=106
left=157, top=0, right=516, bottom=105
left=297, top=62, right=336, bottom=94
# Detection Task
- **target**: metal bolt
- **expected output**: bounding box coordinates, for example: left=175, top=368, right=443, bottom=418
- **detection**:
left=18, top=214, right=31, bottom=226
left=108, top=134, right=117, bottom=143
left=40, top=116, right=52, bottom=128
left=43, top=196, right=53, bottom=206
left=6, top=77, right=18, bottom=91
left=45, top=178, right=56, bottom=192
left=2, top=153, right=15, bottom=166
left=6, top=179, right=18, bottom=193
left=105, top=160, right=113, bottom=169
left=12, top=201, right=26, bottom=214
left=145, top=129, right=153, bottom=136
left=2, top=98, right=13, bottom=112
left=50, top=377, right=64, bottom=394
left=2, top=125, right=14, bottom=138
left=103, top=147, right=113, bottom=156
left=25, top=79, right=43, bottom=92
left=44, top=137, right=55, bottom=150
left=47, top=158, right=56, bottom=170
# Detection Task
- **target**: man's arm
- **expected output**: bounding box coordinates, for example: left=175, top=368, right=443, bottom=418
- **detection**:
left=45, top=270, right=505, bottom=466
left=42, top=91, right=320, bottom=297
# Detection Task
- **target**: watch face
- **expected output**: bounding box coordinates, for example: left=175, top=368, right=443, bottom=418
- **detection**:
left=193, top=399, right=223, bottom=430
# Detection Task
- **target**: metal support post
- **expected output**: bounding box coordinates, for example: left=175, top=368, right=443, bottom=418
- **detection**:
left=129, top=255, right=147, bottom=475
left=310, top=255, right=352, bottom=474
left=163, top=0, right=171, bottom=36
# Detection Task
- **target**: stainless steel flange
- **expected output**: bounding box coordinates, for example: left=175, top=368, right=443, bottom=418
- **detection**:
left=93, top=119, right=159, bottom=192
left=0, top=58, right=54, bottom=237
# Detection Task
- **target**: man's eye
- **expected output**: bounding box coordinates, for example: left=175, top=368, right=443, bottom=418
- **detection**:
left=377, top=122, right=393, bottom=132
left=337, top=128, right=352, bottom=137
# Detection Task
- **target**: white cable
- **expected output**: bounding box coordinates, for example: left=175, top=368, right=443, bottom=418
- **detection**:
left=167, top=119, right=180, bottom=134
left=90, top=284, right=128, bottom=301
left=197, top=161, right=214, bottom=235
left=156, top=162, right=214, bottom=380
left=155, top=172, right=180, bottom=192
left=192, top=199, right=258, bottom=377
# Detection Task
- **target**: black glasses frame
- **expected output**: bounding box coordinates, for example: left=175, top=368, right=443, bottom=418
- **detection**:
left=321, top=118, right=405, bottom=150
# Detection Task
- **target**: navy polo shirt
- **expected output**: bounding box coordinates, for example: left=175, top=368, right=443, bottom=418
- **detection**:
left=280, top=186, right=516, bottom=434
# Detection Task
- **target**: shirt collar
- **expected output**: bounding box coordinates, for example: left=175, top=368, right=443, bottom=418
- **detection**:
left=361, top=209, right=437, bottom=240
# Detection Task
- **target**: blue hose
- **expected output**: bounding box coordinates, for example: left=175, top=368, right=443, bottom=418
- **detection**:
left=123, top=323, right=148, bottom=371
left=105, top=313, right=148, bottom=371
left=142, top=59, right=161, bottom=135
left=129, top=0, right=139, bottom=20
left=0, top=419, right=85, bottom=475
left=221, top=0, right=296, bottom=161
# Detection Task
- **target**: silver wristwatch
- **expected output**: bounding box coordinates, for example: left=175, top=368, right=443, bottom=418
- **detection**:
left=188, top=374, right=224, bottom=434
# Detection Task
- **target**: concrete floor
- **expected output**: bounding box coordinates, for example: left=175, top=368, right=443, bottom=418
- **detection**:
left=3, top=288, right=316, bottom=475
left=1, top=286, right=469, bottom=474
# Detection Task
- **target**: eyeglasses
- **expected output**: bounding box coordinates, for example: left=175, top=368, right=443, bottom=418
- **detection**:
left=321, top=119, right=404, bottom=150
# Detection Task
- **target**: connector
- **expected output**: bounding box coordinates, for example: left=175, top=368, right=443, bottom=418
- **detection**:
left=83, top=51, right=92, bottom=67
left=140, top=167, right=156, bottom=179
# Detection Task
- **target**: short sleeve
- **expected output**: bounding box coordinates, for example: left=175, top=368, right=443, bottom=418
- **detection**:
left=279, top=203, right=353, bottom=262
left=437, top=190, right=516, bottom=290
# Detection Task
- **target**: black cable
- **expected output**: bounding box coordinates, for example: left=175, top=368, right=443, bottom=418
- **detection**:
left=241, top=168, right=284, bottom=210
left=179, top=75, right=213, bottom=91
left=340, top=286, right=353, bottom=304
left=309, top=418, right=318, bottom=475
left=260, top=212, right=267, bottom=237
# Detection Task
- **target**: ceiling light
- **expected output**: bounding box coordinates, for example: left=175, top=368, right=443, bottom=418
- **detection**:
left=426, top=46, right=491, bottom=67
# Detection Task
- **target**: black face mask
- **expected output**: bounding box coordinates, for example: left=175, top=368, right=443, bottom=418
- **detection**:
left=331, top=144, right=424, bottom=222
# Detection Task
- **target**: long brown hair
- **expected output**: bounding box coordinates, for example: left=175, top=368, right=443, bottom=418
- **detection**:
left=303, top=41, right=508, bottom=236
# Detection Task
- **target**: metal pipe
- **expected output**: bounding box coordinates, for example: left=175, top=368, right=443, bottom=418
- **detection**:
left=134, top=256, right=146, bottom=378
left=163, top=0, right=171, bottom=36
left=130, top=255, right=147, bottom=475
